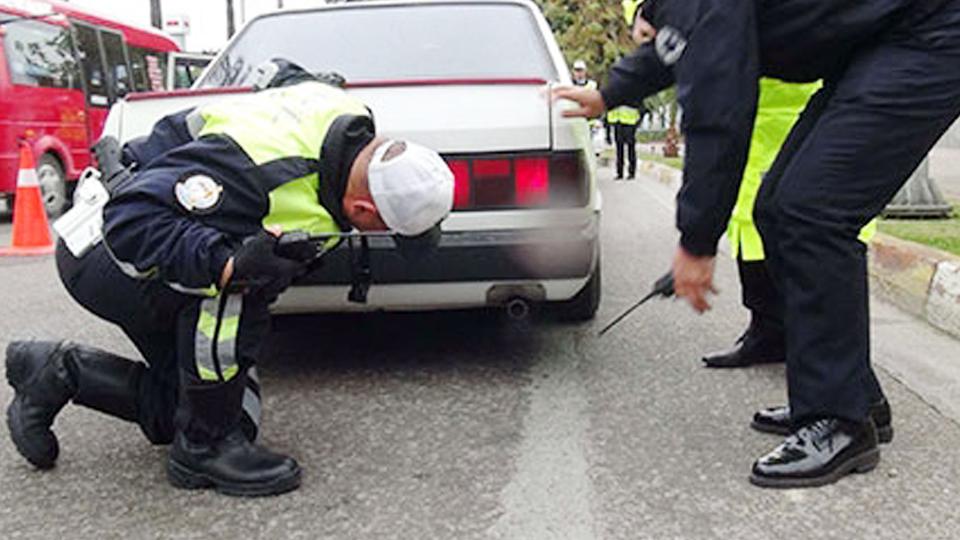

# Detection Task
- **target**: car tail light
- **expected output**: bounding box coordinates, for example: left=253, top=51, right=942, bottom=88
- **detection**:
left=515, top=158, right=549, bottom=206
left=448, top=160, right=471, bottom=208
left=444, top=152, right=587, bottom=211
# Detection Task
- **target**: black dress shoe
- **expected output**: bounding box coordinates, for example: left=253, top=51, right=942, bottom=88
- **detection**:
left=703, top=317, right=785, bottom=368
left=167, top=429, right=301, bottom=497
left=701, top=339, right=784, bottom=368
left=751, top=399, right=893, bottom=444
left=750, top=418, right=880, bottom=488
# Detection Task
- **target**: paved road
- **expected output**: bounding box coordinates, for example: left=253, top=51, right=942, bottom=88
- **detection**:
left=1, top=166, right=959, bottom=539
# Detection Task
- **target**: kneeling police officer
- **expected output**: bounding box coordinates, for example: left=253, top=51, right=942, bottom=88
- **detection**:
left=6, top=74, right=454, bottom=496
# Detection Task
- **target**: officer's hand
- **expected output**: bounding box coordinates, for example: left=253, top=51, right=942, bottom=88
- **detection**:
left=229, top=230, right=309, bottom=299
left=552, top=85, right=606, bottom=119
left=632, top=14, right=657, bottom=45
left=672, top=246, right=718, bottom=314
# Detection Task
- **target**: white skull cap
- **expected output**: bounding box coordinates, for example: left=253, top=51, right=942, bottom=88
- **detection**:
left=367, top=140, right=455, bottom=236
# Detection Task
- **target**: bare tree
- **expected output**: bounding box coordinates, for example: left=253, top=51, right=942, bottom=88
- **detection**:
left=226, top=0, right=235, bottom=38
left=149, top=0, right=162, bottom=29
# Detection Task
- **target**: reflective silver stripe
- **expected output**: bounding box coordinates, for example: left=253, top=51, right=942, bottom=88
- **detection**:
left=103, top=241, right=157, bottom=280
left=186, top=109, right=206, bottom=139
left=194, top=298, right=220, bottom=381
left=242, top=387, right=262, bottom=433
left=167, top=281, right=217, bottom=297
left=217, top=294, right=243, bottom=381
left=247, top=366, right=260, bottom=385
left=105, top=239, right=213, bottom=295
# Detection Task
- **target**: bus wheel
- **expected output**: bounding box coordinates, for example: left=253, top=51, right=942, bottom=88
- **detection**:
left=37, top=154, right=68, bottom=217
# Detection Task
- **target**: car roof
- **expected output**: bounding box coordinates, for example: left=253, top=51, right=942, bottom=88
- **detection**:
left=249, top=0, right=539, bottom=20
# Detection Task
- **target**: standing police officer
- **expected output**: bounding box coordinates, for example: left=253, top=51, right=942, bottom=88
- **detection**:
left=556, top=0, right=960, bottom=487
left=606, top=104, right=643, bottom=180
left=6, top=80, right=454, bottom=496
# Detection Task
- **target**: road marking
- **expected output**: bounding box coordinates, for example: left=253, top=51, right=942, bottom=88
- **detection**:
left=489, top=336, right=597, bottom=540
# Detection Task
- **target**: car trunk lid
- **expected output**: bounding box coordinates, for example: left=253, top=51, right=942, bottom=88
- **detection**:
left=348, top=79, right=552, bottom=154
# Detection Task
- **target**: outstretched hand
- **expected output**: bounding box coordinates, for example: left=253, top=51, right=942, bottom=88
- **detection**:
left=551, top=85, right=606, bottom=119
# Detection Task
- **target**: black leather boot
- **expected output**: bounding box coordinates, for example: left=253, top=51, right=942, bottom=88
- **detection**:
left=701, top=319, right=784, bottom=368
left=167, top=373, right=300, bottom=497
left=751, top=399, right=894, bottom=443
left=5, top=341, right=143, bottom=469
left=750, top=418, right=880, bottom=488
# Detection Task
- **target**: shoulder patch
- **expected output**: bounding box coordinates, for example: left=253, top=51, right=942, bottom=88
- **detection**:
left=174, top=174, right=224, bottom=214
left=656, top=26, right=688, bottom=66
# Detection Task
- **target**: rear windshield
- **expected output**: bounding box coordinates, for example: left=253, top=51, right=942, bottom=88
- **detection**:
left=199, top=3, right=557, bottom=88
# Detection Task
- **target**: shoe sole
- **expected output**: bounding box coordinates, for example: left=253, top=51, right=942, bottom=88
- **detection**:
left=749, top=447, right=880, bottom=489
left=6, top=396, right=57, bottom=470
left=750, top=420, right=894, bottom=444
left=167, top=458, right=302, bottom=497
left=702, top=357, right=784, bottom=369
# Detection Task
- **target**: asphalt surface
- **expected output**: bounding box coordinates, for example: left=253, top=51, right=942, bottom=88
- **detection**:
left=1, top=166, right=959, bottom=539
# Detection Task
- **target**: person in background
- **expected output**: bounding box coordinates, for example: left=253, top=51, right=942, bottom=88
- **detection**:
left=607, top=103, right=643, bottom=180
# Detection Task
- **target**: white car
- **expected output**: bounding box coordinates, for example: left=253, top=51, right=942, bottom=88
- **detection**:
left=102, top=0, right=601, bottom=319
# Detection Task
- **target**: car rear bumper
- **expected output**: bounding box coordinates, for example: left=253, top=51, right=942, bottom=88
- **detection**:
left=272, top=213, right=600, bottom=313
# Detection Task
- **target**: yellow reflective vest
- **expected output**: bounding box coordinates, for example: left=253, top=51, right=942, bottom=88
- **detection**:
left=728, top=79, right=877, bottom=261
left=622, top=0, right=642, bottom=25
left=607, top=105, right=641, bottom=126
left=194, top=82, right=370, bottom=243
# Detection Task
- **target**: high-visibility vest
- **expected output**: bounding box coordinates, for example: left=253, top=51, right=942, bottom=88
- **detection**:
left=607, top=105, right=641, bottom=126
left=574, top=78, right=598, bottom=91
left=728, top=78, right=877, bottom=261
left=622, top=0, right=642, bottom=25
left=193, top=82, right=370, bottom=244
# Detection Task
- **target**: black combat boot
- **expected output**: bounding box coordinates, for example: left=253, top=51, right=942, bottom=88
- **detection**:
left=5, top=341, right=143, bottom=469
left=167, top=373, right=300, bottom=497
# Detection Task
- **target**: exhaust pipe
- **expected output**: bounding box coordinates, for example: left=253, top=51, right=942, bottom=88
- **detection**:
left=505, top=297, right=532, bottom=321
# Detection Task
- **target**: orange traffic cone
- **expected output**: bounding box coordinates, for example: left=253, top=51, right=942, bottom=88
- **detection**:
left=0, top=142, right=54, bottom=256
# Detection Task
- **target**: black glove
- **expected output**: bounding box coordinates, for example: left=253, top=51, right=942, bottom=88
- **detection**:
left=230, top=231, right=308, bottom=300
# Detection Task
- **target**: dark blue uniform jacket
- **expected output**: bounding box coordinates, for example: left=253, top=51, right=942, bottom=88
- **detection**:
left=102, top=107, right=373, bottom=293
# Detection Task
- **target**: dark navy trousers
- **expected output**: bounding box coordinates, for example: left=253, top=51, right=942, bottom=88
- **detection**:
left=754, top=2, right=960, bottom=423
left=55, top=241, right=267, bottom=443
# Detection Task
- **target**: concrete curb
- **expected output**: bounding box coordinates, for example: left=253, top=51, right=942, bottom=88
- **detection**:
left=635, top=157, right=960, bottom=340
left=869, top=234, right=960, bottom=339
left=636, top=159, right=682, bottom=190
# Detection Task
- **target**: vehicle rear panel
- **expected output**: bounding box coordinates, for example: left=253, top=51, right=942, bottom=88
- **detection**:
left=102, top=0, right=600, bottom=312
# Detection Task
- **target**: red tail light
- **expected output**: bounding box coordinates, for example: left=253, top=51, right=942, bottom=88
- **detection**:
left=444, top=152, right=587, bottom=211
left=448, top=160, right=471, bottom=209
left=515, top=158, right=549, bottom=206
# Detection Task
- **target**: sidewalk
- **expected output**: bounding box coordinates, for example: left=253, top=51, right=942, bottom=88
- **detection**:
left=929, top=146, right=960, bottom=201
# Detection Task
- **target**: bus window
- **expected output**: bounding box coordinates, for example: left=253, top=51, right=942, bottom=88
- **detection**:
left=172, top=58, right=207, bottom=88
left=128, top=46, right=149, bottom=91
left=2, top=19, right=81, bottom=89
left=100, top=29, right=132, bottom=98
left=73, top=23, right=108, bottom=106
left=129, top=45, right=167, bottom=91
